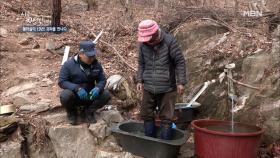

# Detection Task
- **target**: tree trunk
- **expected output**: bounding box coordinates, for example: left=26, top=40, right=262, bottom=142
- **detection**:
left=234, top=0, right=239, bottom=17
left=51, top=0, right=61, bottom=27
left=155, top=0, right=159, bottom=10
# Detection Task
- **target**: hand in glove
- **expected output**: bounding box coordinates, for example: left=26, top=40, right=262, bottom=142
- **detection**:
left=89, top=87, right=100, bottom=100
left=77, top=88, right=88, bottom=100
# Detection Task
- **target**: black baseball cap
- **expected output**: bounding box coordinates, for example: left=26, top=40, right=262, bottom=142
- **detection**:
left=79, top=40, right=97, bottom=57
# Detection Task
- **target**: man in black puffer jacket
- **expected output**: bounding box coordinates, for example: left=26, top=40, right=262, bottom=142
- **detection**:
left=136, top=20, right=187, bottom=140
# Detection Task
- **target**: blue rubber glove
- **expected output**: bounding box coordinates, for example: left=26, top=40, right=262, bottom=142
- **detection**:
left=89, top=87, right=100, bottom=100
left=77, top=88, right=88, bottom=100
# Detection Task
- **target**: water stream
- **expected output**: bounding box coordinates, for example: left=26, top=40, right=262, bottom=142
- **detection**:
left=231, top=97, right=234, bottom=133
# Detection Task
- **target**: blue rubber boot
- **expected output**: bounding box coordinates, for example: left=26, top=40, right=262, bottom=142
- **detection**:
left=144, top=120, right=156, bottom=138
left=160, top=122, right=172, bottom=140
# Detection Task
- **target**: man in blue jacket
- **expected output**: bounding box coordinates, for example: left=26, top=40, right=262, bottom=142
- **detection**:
left=58, top=40, right=111, bottom=125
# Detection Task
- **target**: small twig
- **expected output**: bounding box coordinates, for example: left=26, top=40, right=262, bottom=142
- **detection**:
left=227, top=76, right=261, bottom=90
left=99, top=39, right=137, bottom=71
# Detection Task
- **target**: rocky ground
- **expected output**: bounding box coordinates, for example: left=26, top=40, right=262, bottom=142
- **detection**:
left=1, top=0, right=280, bottom=157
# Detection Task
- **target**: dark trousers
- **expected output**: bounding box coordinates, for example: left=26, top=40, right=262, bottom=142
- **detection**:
left=140, top=90, right=176, bottom=123
left=60, top=89, right=111, bottom=115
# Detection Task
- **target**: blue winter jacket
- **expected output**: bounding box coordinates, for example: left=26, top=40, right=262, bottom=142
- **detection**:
left=58, top=55, right=106, bottom=92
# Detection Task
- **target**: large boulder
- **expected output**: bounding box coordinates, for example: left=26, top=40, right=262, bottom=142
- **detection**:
left=48, top=125, right=97, bottom=158
left=174, top=20, right=280, bottom=143
left=0, top=141, right=21, bottom=158
left=29, top=139, right=57, bottom=158
left=89, top=120, right=111, bottom=141
left=2, top=82, right=37, bottom=96
left=98, top=109, right=124, bottom=127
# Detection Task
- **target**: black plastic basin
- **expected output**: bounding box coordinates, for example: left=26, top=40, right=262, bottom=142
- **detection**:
left=111, top=120, right=189, bottom=158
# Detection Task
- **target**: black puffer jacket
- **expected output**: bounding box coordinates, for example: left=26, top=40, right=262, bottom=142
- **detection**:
left=136, top=30, right=187, bottom=94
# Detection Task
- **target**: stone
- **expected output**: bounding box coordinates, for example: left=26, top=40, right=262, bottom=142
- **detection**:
left=45, top=41, right=56, bottom=51
left=172, top=19, right=280, bottom=143
left=0, top=28, right=8, bottom=38
left=43, top=113, right=67, bottom=125
left=12, top=93, right=31, bottom=106
left=100, top=135, right=122, bottom=152
left=99, top=110, right=124, bottom=127
left=3, top=82, right=37, bottom=96
left=174, top=20, right=229, bottom=50
left=32, top=41, right=40, bottom=49
left=19, top=37, right=33, bottom=45
left=89, top=120, right=111, bottom=140
left=95, top=150, right=134, bottom=158
left=19, top=103, right=50, bottom=113
left=263, top=116, right=280, bottom=143
left=41, top=78, right=54, bottom=87
left=48, top=125, right=97, bottom=158
left=179, top=142, right=195, bottom=158
left=29, top=142, right=57, bottom=158
left=0, top=141, right=21, bottom=158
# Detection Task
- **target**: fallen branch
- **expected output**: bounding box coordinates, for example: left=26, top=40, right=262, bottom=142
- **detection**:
left=201, top=17, right=236, bottom=32
left=227, top=76, right=261, bottom=90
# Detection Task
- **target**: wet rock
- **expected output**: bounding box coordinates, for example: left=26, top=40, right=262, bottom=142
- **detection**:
left=48, top=125, right=97, bottom=158
left=0, top=141, right=21, bottom=158
left=0, top=28, right=8, bottom=38
left=242, top=53, right=276, bottom=85
left=89, top=120, right=111, bottom=140
left=3, top=82, right=37, bottom=96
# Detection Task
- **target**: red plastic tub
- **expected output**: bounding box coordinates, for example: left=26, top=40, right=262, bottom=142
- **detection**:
left=191, top=119, right=264, bottom=158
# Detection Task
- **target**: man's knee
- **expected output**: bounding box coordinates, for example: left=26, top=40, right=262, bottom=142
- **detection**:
left=100, top=89, right=111, bottom=103
left=60, top=89, right=76, bottom=105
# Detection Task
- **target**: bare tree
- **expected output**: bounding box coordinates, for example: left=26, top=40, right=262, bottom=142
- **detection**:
left=51, top=0, right=61, bottom=27
left=234, top=0, right=239, bottom=17
left=155, top=0, right=159, bottom=10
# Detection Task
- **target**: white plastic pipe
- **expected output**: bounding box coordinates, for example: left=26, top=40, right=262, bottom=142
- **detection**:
left=61, top=46, right=70, bottom=65
left=93, top=30, right=103, bottom=44
left=186, top=80, right=215, bottom=108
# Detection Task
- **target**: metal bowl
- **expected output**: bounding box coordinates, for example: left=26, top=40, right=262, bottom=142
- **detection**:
left=175, top=102, right=201, bottom=110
